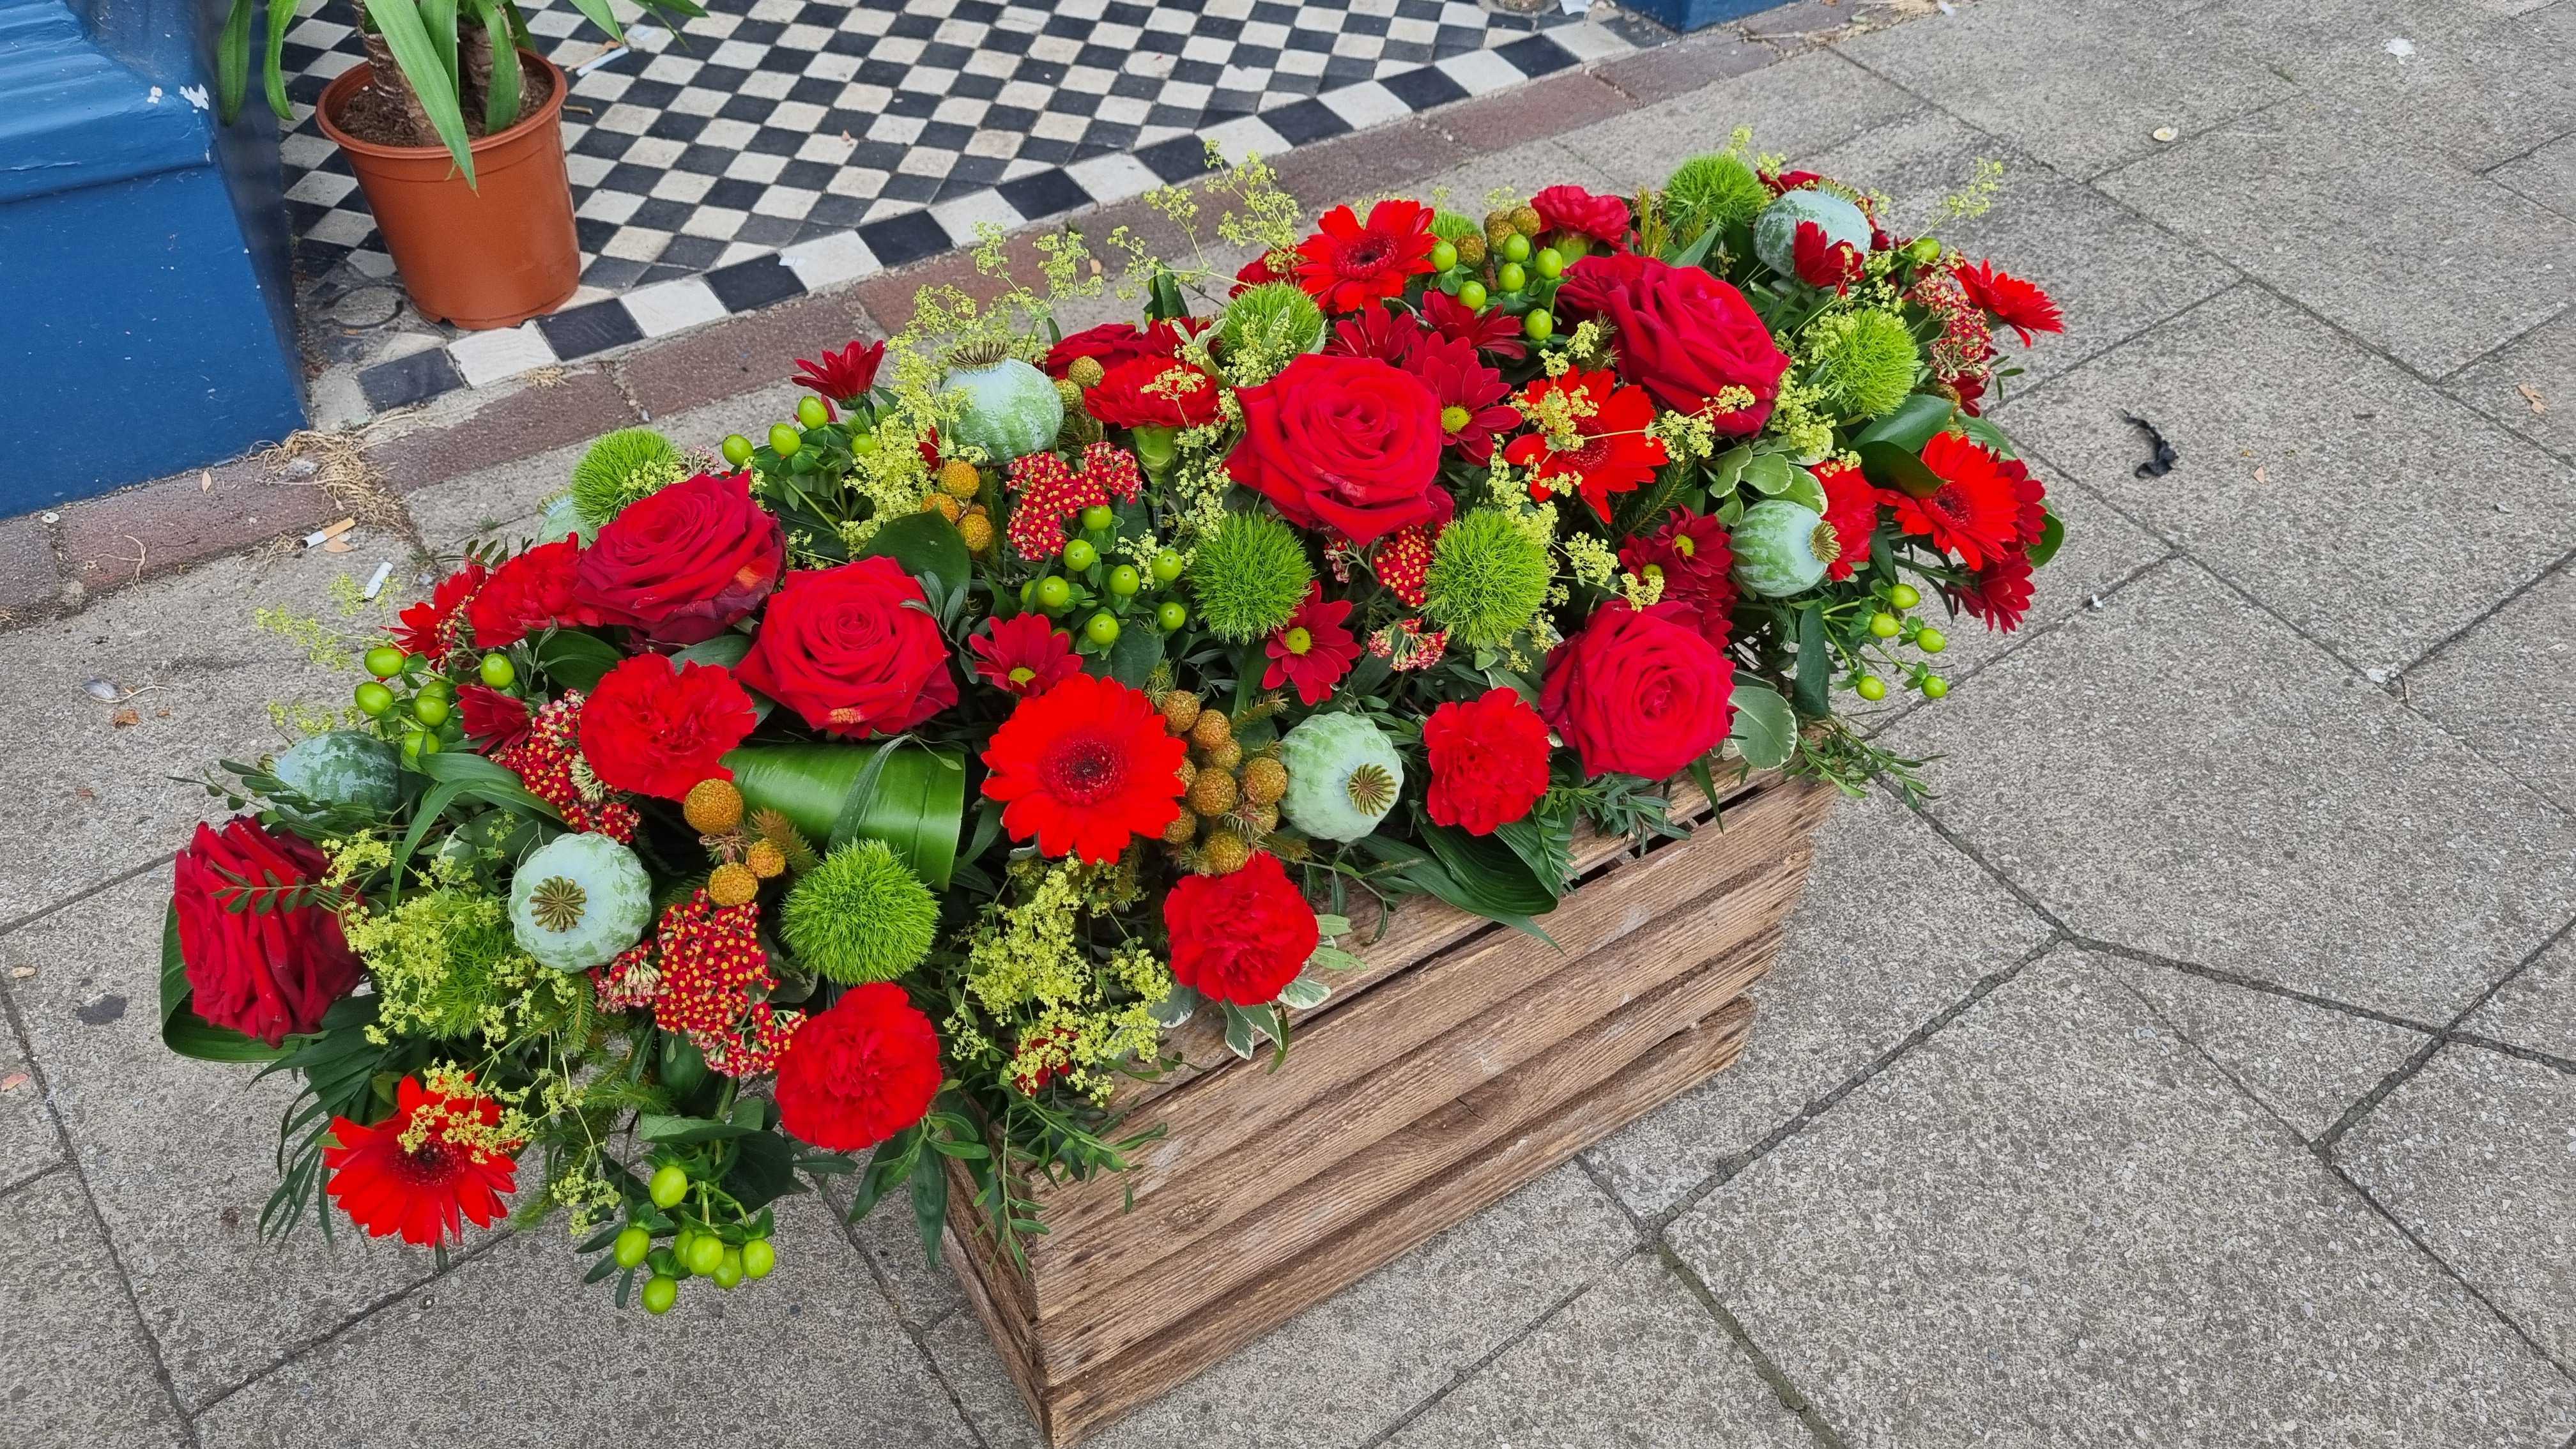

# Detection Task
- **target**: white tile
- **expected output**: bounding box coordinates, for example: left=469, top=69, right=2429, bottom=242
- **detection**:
left=1200, top=114, right=1291, bottom=165
left=1551, top=20, right=1634, bottom=63
left=650, top=170, right=716, bottom=203
left=680, top=206, right=751, bottom=240
left=286, top=169, right=357, bottom=206
left=724, top=150, right=790, bottom=183
left=1066, top=151, right=1163, bottom=204
left=1440, top=49, right=1524, bottom=95
left=1321, top=79, right=1411, bottom=130
left=781, top=231, right=881, bottom=289
left=577, top=189, right=645, bottom=224
left=622, top=277, right=728, bottom=337
left=930, top=190, right=1025, bottom=240
left=447, top=325, right=558, bottom=388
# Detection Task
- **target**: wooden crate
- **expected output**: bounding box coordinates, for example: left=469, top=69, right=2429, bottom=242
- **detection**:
left=944, top=768, right=1836, bottom=1445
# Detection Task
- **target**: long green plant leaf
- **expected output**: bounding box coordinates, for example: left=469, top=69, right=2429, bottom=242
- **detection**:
left=261, top=0, right=303, bottom=118
left=217, top=0, right=256, bottom=122
left=160, top=903, right=294, bottom=1062
left=723, top=742, right=967, bottom=888
left=473, top=0, right=522, bottom=134
left=362, top=0, right=477, bottom=183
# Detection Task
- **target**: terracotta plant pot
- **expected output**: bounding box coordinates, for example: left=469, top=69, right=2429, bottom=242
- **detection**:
left=316, top=52, right=580, bottom=330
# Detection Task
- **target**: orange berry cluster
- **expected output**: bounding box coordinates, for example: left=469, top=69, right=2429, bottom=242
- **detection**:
left=1156, top=693, right=1289, bottom=876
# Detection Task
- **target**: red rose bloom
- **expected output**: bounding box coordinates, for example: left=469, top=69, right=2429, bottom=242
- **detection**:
left=970, top=613, right=1082, bottom=697
left=1501, top=369, right=1669, bottom=521
left=793, top=339, right=886, bottom=409
left=1163, top=851, right=1318, bottom=1006
left=1263, top=583, right=1361, bottom=705
left=1885, top=433, right=2021, bottom=569
left=737, top=556, right=958, bottom=737
left=469, top=539, right=588, bottom=648
left=774, top=982, right=942, bottom=1153
left=1228, top=353, right=1452, bottom=546
left=980, top=673, right=1188, bottom=864
left=579, top=653, right=758, bottom=801
left=1423, top=687, right=1552, bottom=835
left=1404, top=334, right=1517, bottom=464
left=1556, top=253, right=1790, bottom=434
left=1294, top=198, right=1439, bottom=315
left=573, top=472, right=785, bottom=645
left=1084, top=355, right=1225, bottom=429
left=1956, top=259, right=2063, bottom=346
left=323, top=1073, right=521, bottom=1246
left=1792, top=220, right=1866, bottom=294
left=1540, top=600, right=1736, bottom=781
left=1044, top=318, right=1202, bottom=379
left=390, top=560, right=487, bottom=661
left=173, top=817, right=362, bottom=1046
left=1958, top=550, right=2035, bottom=632
left=457, top=682, right=533, bottom=753
left=1531, top=184, right=1631, bottom=249
left=1422, top=288, right=1526, bottom=362
left=1814, top=459, right=1878, bottom=582
left=1619, top=508, right=1736, bottom=648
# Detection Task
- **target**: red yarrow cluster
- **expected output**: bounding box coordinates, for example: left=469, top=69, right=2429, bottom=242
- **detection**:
left=497, top=693, right=640, bottom=842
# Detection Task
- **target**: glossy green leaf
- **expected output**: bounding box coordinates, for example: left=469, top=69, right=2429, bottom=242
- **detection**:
left=1958, top=410, right=2017, bottom=459
left=362, top=0, right=477, bottom=183
left=724, top=742, right=966, bottom=889
left=1741, top=452, right=1795, bottom=496
left=857, top=512, right=971, bottom=596
left=1851, top=392, right=1957, bottom=452
left=1793, top=604, right=1832, bottom=718
left=217, top=0, right=254, bottom=122
left=1775, top=470, right=1828, bottom=516
left=1857, top=440, right=1946, bottom=500
left=1103, top=622, right=1164, bottom=688
left=2026, top=507, right=2066, bottom=568
left=636, top=1112, right=756, bottom=1146
left=474, top=3, right=521, bottom=134
left=1727, top=678, right=1796, bottom=769
left=1418, top=823, right=1560, bottom=917
left=726, top=1131, right=802, bottom=1210
left=533, top=628, right=624, bottom=691
left=910, top=1148, right=951, bottom=1266
left=160, top=903, right=292, bottom=1062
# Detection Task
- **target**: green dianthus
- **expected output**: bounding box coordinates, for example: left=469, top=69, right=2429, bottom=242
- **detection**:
left=1428, top=210, right=1481, bottom=242
left=1188, top=510, right=1314, bottom=643
left=1802, top=310, right=1920, bottom=421
left=781, top=839, right=938, bottom=984
left=1219, top=282, right=1326, bottom=378
left=569, top=427, right=686, bottom=530
left=1422, top=510, right=1551, bottom=648
left=1664, top=153, right=1772, bottom=238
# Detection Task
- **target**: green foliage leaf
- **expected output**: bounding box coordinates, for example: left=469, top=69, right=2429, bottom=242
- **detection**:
left=910, top=1145, right=951, bottom=1265
left=160, top=903, right=292, bottom=1062
left=360, top=0, right=477, bottom=182
left=725, top=742, right=966, bottom=889
left=1793, top=605, right=1832, bottom=718
left=726, top=1131, right=802, bottom=1210
left=2026, top=507, right=2066, bottom=568
left=636, top=1113, right=756, bottom=1146
left=261, top=0, right=301, bottom=117
left=1775, top=470, right=1828, bottom=516
left=533, top=629, right=624, bottom=691
left=1740, top=452, right=1795, bottom=496
left=1103, top=623, right=1165, bottom=688
left=857, top=512, right=972, bottom=597
left=1857, top=439, right=1946, bottom=500
left=1420, top=822, right=1559, bottom=917
left=1851, top=392, right=1957, bottom=452
left=216, top=0, right=254, bottom=122
left=1727, top=679, right=1797, bottom=769
left=845, top=1126, right=922, bottom=1224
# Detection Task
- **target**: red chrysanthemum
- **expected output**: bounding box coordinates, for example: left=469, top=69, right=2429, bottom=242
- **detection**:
left=1957, top=549, right=2035, bottom=632
left=1956, top=259, right=2063, bottom=346
left=578, top=653, right=757, bottom=801
left=1376, top=523, right=1438, bottom=607
left=1404, top=333, right=1517, bottom=464
left=1618, top=508, right=1737, bottom=648
left=1294, top=198, right=1439, bottom=315
left=1501, top=369, right=1669, bottom=521
left=1422, top=687, right=1552, bottom=836
left=1530, top=183, right=1632, bottom=249
left=1421, top=288, right=1526, bottom=362
left=774, top=982, right=942, bottom=1153
left=1085, top=355, right=1225, bottom=429
left=1262, top=583, right=1361, bottom=706
left=1814, top=459, right=1878, bottom=582
left=793, top=339, right=886, bottom=409
left=456, top=682, right=532, bottom=753
left=323, top=1074, right=521, bottom=1247
left=970, top=613, right=1082, bottom=697
left=1163, top=851, right=1318, bottom=1006
left=980, top=673, right=1188, bottom=864
left=1792, top=220, right=1866, bottom=294
left=1884, top=432, right=2023, bottom=569
left=1322, top=301, right=1422, bottom=365
left=389, top=560, right=488, bottom=661
left=469, top=539, right=588, bottom=648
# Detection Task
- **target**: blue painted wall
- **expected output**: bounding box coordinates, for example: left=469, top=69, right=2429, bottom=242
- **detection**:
left=1, top=0, right=307, bottom=514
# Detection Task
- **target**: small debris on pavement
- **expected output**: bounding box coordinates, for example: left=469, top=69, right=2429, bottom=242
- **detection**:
left=2517, top=383, right=2547, bottom=415
left=2152, top=126, right=2178, bottom=142
left=110, top=707, right=140, bottom=728
left=9, top=966, right=33, bottom=979
left=199, top=470, right=213, bottom=491
left=361, top=560, right=394, bottom=600
left=82, top=677, right=120, bottom=701
left=303, top=517, right=357, bottom=549
left=0, top=1073, right=27, bottom=1092
left=2253, top=466, right=2267, bottom=486
left=2119, top=411, right=2179, bottom=479
left=2384, top=37, right=2414, bottom=59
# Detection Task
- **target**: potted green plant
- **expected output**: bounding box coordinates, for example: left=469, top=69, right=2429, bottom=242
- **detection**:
left=216, top=0, right=699, bottom=328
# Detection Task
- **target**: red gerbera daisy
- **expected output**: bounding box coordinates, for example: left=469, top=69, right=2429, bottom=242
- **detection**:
left=1956, top=259, right=2064, bottom=346
left=1998, top=454, right=2049, bottom=546
left=1618, top=508, right=1737, bottom=647
left=1322, top=301, right=1422, bottom=365
left=1814, top=458, right=1878, bottom=582
left=388, top=560, right=488, bottom=662
left=1957, top=549, right=2035, bottom=632
left=323, top=1073, right=521, bottom=1247
left=1884, top=432, right=2023, bottom=569
left=1404, top=334, right=1517, bottom=463
left=970, top=613, right=1082, bottom=697
left=1501, top=369, right=1669, bottom=521
left=1421, top=288, right=1527, bottom=362
left=980, top=673, right=1188, bottom=863
left=1792, top=220, right=1866, bottom=294
left=1085, top=355, right=1225, bottom=429
left=1262, top=583, right=1361, bottom=706
left=793, top=339, right=886, bottom=409
left=1294, top=199, right=1438, bottom=315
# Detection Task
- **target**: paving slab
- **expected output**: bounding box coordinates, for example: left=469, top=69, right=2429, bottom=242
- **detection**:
left=401, top=438, right=588, bottom=554
left=1997, top=284, right=2576, bottom=671
left=0, top=538, right=412, bottom=922
left=2112, top=962, right=2429, bottom=1138
left=930, top=1162, right=1639, bottom=1449
left=0, top=1172, right=188, bottom=1448
left=1669, top=951, right=2576, bottom=1448
left=1834, top=0, right=2297, bottom=180
left=2408, top=560, right=2576, bottom=815
left=195, top=1195, right=974, bottom=1449
left=1887, top=560, right=2576, bottom=1023
left=2338, top=1043, right=2576, bottom=1367
left=0, top=1035, right=59, bottom=1196
left=1588, top=792, right=2051, bottom=1216
left=1386, top=1251, right=1813, bottom=1449
left=2466, top=935, right=2576, bottom=1060
left=2490, top=129, right=2576, bottom=220
left=2094, top=98, right=2576, bottom=379
left=828, top=1174, right=967, bottom=1333
left=1558, top=49, right=1922, bottom=190
left=2446, top=309, right=2575, bottom=460
left=1807, top=111, right=2240, bottom=386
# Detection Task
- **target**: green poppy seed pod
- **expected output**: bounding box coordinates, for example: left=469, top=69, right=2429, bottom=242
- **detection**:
left=1730, top=500, right=1834, bottom=599
left=509, top=832, right=654, bottom=970
left=1276, top=712, right=1404, bottom=843
left=1753, top=189, right=1872, bottom=277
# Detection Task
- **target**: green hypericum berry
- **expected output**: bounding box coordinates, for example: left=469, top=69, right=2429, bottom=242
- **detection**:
left=1664, top=153, right=1772, bottom=237
left=1917, top=627, right=1948, bottom=655
left=1430, top=240, right=1459, bottom=272
left=1188, top=510, right=1314, bottom=643
left=1802, top=309, right=1920, bottom=421
left=1108, top=565, right=1141, bottom=597
left=721, top=434, right=755, bottom=468
left=795, top=395, right=829, bottom=429
left=1149, top=550, right=1184, bottom=583
left=1855, top=675, right=1888, bottom=702
left=1079, top=503, right=1116, bottom=532
left=1084, top=611, right=1121, bottom=647
left=779, top=839, right=937, bottom=984
left=364, top=643, right=404, bottom=678
left=569, top=427, right=686, bottom=530
left=1220, top=281, right=1327, bottom=367
left=642, top=1276, right=678, bottom=1314
left=1064, top=537, right=1099, bottom=571
left=1422, top=510, right=1551, bottom=648
left=648, top=1163, right=688, bottom=1208
left=355, top=680, right=393, bottom=717
left=1889, top=583, right=1922, bottom=609
left=1496, top=261, right=1527, bottom=293
left=613, top=1227, right=652, bottom=1269
left=1869, top=612, right=1901, bottom=639
left=1922, top=675, right=1949, bottom=699
left=1156, top=601, right=1188, bottom=631
left=769, top=423, right=802, bottom=457
left=1457, top=280, right=1488, bottom=310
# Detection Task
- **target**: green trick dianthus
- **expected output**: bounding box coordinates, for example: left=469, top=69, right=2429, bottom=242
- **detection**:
left=569, top=427, right=686, bottom=530
left=1219, top=282, right=1326, bottom=375
left=1422, top=510, right=1551, bottom=648
left=1664, top=153, right=1772, bottom=238
left=1802, top=309, right=1920, bottom=421
left=1428, top=210, right=1481, bottom=243
left=779, top=839, right=938, bottom=984
left=1188, top=510, right=1314, bottom=643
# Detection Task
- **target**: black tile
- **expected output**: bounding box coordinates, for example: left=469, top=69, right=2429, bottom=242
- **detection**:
left=918, top=41, right=974, bottom=70
left=657, top=234, right=728, bottom=270
left=629, top=197, right=694, bottom=232
left=648, top=111, right=708, bottom=142
left=778, top=158, right=839, bottom=190
left=705, top=177, right=767, bottom=211
left=982, top=104, right=1039, bottom=133
left=733, top=19, right=785, bottom=45
left=887, top=9, right=939, bottom=38
left=735, top=214, right=807, bottom=248
left=788, top=74, right=841, bottom=105
left=1493, top=33, right=1577, bottom=77
left=636, top=261, right=700, bottom=288
left=621, top=78, right=682, bottom=109
left=702, top=253, right=806, bottom=312
left=1133, top=134, right=1209, bottom=183
left=747, top=125, right=807, bottom=157
left=358, top=348, right=465, bottom=411
left=1015, top=135, right=1077, bottom=167
left=581, top=255, right=651, bottom=290
left=806, top=193, right=873, bottom=229
left=878, top=172, right=942, bottom=204
left=1381, top=63, right=1469, bottom=111
left=999, top=168, right=1091, bottom=221
left=859, top=209, right=953, bottom=268
left=535, top=298, right=645, bottom=360
left=675, top=144, right=736, bottom=175
left=718, top=94, right=779, bottom=122
left=951, top=72, right=1004, bottom=102
left=575, top=217, right=621, bottom=252
left=574, top=126, right=638, bottom=158
left=1261, top=97, right=1352, bottom=145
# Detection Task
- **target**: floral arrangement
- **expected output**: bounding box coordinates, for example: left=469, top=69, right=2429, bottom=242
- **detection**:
left=165, top=139, right=2063, bottom=1313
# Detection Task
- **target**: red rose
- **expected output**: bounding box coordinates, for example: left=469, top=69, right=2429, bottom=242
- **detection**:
left=1556, top=254, right=1790, bottom=434
left=1164, top=851, right=1318, bottom=1006
left=1227, top=353, right=1452, bottom=546
left=737, top=557, right=958, bottom=737
left=579, top=653, right=757, bottom=800
left=469, top=538, right=589, bottom=648
left=774, top=982, right=942, bottom=1153
left=1540, top=600, right=1736, bottom=781
left=1423, top=688, right=1552, bottom=835
left=1084, top=355, right=1226, bottom=429
left=572, top=472, right=784, bottom=645
left=173, top=818, right=362, bottom=1046
left=1531, top=184, right=1632, bottom=249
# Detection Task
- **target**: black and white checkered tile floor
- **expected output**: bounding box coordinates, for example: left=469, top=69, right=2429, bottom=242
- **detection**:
left=280, top=0, right=1652, bottom=414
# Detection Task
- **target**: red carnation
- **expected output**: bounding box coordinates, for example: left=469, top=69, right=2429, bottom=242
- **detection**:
left=1958, top=550, right=2035, bottom=632
left=323, top=1073, right=520, bottom=1246
left=737, top=556, right=958, bottom=737
left=1885, top=433, right=2022, bottom=569
left=1164, top=852, right=1318, bottom=1006
left=1084, top=355, right=1225, bottom=429
left=1541, top=600, right=1735, bottom=781
left=1792, top=220, right=1866, bottom=294
left=793, top=339, right=886, bottom=408
left=1227, top=353, right=1452, bottom=546
left=573, top=471, right=784, bottom=645
left=1814, top=459, right=1878, bottom=582
left=1502, top=369, right=1669, bottom=521
left=980, top=673, right=1188, bottom=864
left=1956, top=259, right=2063, bottom=347
left=1556, top=253, right=1789, bottom=433
left=1044, top=318, right=1202, bottom=379
left=468, top=539, right=588, bottom=648
left=1322, top=302, right=1422, bottom=365
left=1767, top=169, right=1825, bottom=195
left=1618, top=508, right=1736, bottom=648
left=1230, top=249, right=1297, bottom=298
left=970, top=613, right=1082, bottom=697
left=1263, top=583, right=1361, bottom=706
left=1530, top=184, right=1631, bottom=249
left=1404, top=333, right=1517, bottom=464
left=457, top=682, right=533, bottom=753
left=173, top=817, right=362, bottom=1046
left=1294, top=198, right=1439, bottom=315
left=389, top=560, right=487, bottom=661
left=774, top=982, right=942, bottom=1153
left=1423, top=687, right=1552, bottom=835
left=1422, top=288, right=1526, bottom=362
left=579, top=653, right=757, bottom=801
